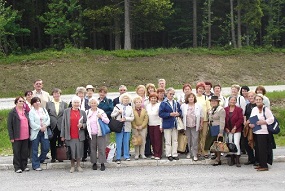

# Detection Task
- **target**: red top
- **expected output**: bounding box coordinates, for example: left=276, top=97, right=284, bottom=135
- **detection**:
left=70, top=109, right=80, bottom=139
left=15, top=108, right=29, bottom=140
left=224, top=106, right=244, bottom=132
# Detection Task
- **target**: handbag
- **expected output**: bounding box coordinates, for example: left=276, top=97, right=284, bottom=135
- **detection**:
left=176, top=117, right=185, bottom=131
left=226, top=135, right=238, bottom=153
left=263, top=107, right=280, bottom=134
left=109, top=119, right=124, bottom=133
left=98, top=118, right=111, bottom=136
left=177, top=132, right=188, bottom=152
left=56, top=144, right=71, bottom=161
left=210, top=125, right=220, bottom=137
left=47, top=127, right=53, bottom=140
left=210, top=137, right=229, bottom=153
left=131, top=134, right=143, bottom=146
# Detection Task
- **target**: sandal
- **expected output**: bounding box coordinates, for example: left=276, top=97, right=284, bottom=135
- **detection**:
left=204, top=155, right=209, bottom=159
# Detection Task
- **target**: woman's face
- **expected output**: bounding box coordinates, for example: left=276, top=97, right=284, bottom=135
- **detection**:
left=33, top=100, right=41, bottom=109
left=256, top=89, right=263, bottom=95
left=255, top=96, right=263, bottom=107
left=137, top=88, right=145, bottom=97
left=86, top=89, right=94, bottom=97
left=150, top=96, right=158, bottom=104
left=241, top=89, right=248, bottom=97
left=122, top=96, right=129, bottom=105
left=89, top=100, right=98, bottom=109
left=99, top=91, right=106, bottom=99
left=148, top=87, right=155, bottom=94
left=188, top=95, right=195, bottom=103
left=166, top=90, right=175, bottom=100
left=229, top=97, right=237, bottom=106
left=248, top=93, right=255, bottom=103
left=231, top=87, right=238, bottom=96
left=214, top=86, right=221, bottom=95
left=184, top=86, right=192, bottom=95
left=210, top=100, right=219, bottom=107
left=205, top=85, right=211, bottom=92
left=53, top=92, right=61, bottom=100
left=25, top=92, right=33, bottom=101
left=77, top=92, right=85, bottom=100
left=158, top=91, right=165, bottom=99
left=16, top=98, right=25, bottom=108
left=134, top=100, right=142, bottom=108
left=197, top=87, right=204, bottom=95
left=72, top=100, right=80, bottom=109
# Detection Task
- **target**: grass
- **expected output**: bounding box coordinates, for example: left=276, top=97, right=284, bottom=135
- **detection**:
left=0, top=48, right=285, bottom=98
left=0, top=110, right=12, bottom=154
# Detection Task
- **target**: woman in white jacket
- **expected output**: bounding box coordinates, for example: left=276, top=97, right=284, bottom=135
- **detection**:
left=180, top=93, right=204, bottom=161
left=86, top=97, right=109, bottom=171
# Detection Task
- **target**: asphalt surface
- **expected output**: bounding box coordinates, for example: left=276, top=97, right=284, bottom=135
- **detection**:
left=1, top=85, right=285, bottom=110
left=1, top=162, right=285, bottom=191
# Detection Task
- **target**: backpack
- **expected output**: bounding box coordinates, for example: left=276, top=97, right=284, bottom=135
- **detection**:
left=263, top=107, right=280, bottom=134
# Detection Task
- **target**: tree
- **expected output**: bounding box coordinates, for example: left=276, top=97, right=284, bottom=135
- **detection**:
left=124, top=0, right=131, bottom=50
left=0, top=0, right=29, bottom=55
left=193, top=0, right=197, bottom=48
left=230, top=0, right=237, bottom=48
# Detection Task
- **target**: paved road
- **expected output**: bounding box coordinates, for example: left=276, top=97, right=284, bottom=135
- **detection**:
left=1, top=85, right=285, bottom=110
left=1, top=163, right=285, bottom=191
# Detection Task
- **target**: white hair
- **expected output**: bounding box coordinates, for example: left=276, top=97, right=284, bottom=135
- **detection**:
left=72, top=95, right=81, bottom=103
left=88, top=97, right=98, bottom=106
left=119, top=93, right=132, bottom=104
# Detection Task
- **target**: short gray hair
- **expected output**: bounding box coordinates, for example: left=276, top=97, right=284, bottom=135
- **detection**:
left=119, top=85, right=127, bottom=91
left=72, top=95, right=81, bottom=103
left=75, top=86, right=86, bottom=94
left=166, top=87, right=175, bottom=94
left=88, top=97, right=98, bottom=106
left=119, top=93, right=132, bottom=104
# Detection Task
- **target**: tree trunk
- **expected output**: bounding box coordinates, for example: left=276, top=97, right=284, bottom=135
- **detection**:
left=237, top=0, right=242, bottom=48
left=193, top=0, right=197, bottom=48
left=246, top=25, right=249, bottom=46
left=208, top=0, right=212, bottom=48
left=124, top=0, right=131, bottom=50
left=230, top=0, right=237, bottom=48
left=114, top=19, right=121, bottom=50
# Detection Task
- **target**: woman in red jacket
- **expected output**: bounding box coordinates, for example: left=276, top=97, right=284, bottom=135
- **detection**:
left=224, top=96, right=244, bottom=167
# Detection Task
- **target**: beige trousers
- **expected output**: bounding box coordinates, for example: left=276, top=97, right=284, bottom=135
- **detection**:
left=199, top=121, right=209, bottom=156
left=132, top=128, right=147, bottom=156
left=164, top=128, right=178, bottom=157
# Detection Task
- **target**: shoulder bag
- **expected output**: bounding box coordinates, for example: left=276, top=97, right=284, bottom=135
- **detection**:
left=263, top=107, right=280, bottom=134
left=98, top=118, right=111, bottom=136
left=109, top=106, right=124, bottom=133
left=210, top=137, right=229, bottom=153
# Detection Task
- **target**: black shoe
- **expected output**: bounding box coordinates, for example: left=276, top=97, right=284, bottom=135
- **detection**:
left=211, top=156, right=216, bottom=160
left=173, top=157, right=179, bottom=160
left=45, top=156, right=50, bottom=160
left=244, top=161, right=254, bottom=165
left=82, top=158, right=87, bottom=162
left=51, top=159, right=56, bottom=163
left=168, top=156, right=173, bottom=161
left=100, top=163, right=105, bottom=171
left=58, top=160, right=63, bottom=162
left=253, top=162, right=259, bottom=166
left=212, top=161, right=221, bottom=166
left=92, top=163, right=97, bottom=170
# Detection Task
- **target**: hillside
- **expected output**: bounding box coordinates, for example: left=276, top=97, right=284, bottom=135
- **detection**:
left=1, top=49, right=285, bottom=97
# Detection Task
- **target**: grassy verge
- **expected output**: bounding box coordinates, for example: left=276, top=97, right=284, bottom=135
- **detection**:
left=0, top=110, right=12, bottom=154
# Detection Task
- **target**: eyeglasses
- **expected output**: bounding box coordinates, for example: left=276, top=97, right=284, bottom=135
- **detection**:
left=120, top=89, right=126, bottom=92
left=35, top=83, right=42, bottom=85
left=170, top=93, right=175, bottom=96
left=18, top=100, right=24, bottom=103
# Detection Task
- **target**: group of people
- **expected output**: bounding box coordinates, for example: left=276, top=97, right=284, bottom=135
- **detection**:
left=7, top=78, right=276, bottom=173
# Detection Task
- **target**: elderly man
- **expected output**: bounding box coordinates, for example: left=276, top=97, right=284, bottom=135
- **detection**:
left=32, top=79, right=51, bottom=108
left=113, top=85, right=128, bottom=106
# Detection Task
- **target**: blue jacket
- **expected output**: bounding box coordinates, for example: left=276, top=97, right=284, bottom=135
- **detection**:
left=159, top=99, right=182, bottom=129
left=98, top=97, right=114, bottom=119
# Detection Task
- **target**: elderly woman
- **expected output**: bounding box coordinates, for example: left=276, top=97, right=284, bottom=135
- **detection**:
left=111, top=93, right=134, bottom=164
left=213, top=85, right=227, bottom=107
left=196, top=82, right=211, bottom=159
left=146, top=93, right=162, bottom=160
left=61, top=96, right=87, bottom=173
left=255, top=85, right=270, bottom=109
left=205, top=96, right=226, bottom=166
left=180, top=93, right=203, bottom=161
left=86, top=97, right=109, bottom=171
left=136, top=85, right=147, bottom=108
left=46, top=88, right=68, bottom=163
left=29, top=97, right=50, bottom=171
left=131, top=96, right=149, bottom=159
left=8, top=96, right=30, bottom=173
left=157, top=88, right=165, bottom=102
left=159, top=87, right=182, bottom=161
left=227, top=84, right=246, bottom=114
left=224, top=96, right=244, bottom=167
left=204, top=81, right=214, bottom=99
left=178, top=83, right=192, bottom=105
left=249, top=94, right=274, bottom=171
left=243, top=91, right=257, bottom=165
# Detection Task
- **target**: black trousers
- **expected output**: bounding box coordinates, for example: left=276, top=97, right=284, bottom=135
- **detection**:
left=12, top=139, right=29, bottom=171
left=144, top=127, right=153, bottom=156
left=255, top=134, right=270, bottom=168
left=83, top=129, right=90, bottom=159
left=50, top=127, right=63, bottom=160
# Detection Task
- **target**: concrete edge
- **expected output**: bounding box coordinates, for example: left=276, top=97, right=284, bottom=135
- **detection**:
left=1, top=156, right=284, bottom=171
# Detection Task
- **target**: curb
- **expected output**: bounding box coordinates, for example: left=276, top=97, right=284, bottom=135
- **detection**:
left=1, top=156, right=285, bottom=171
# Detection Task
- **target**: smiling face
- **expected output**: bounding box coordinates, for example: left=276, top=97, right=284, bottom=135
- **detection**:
left=16, top=97, right=25, bottom=108
left=134, top=99, right=142, bottom=109
left=72, top=100, right=80, bottom=109
left=99, top=91, right=107, bottom=100
left=34, top=80, right=43, bottom=92
left=210, top=100, right=219, bottom=107
left=255, top=96, right=263, bottom=107
left=214, top=86, right=221, bottom=95
left=229, top=96, right=237, bottom=106
left=248, top=92, right=255, bottom=103
left=183, top=86, right=192, bottom=95
left=137, top=88, right=145, bottom=97
left=241, top=89, right=248, bottom=97
left=52, top=92, right=61, bottom=101
left=122, top=96, right=130, bottom=105
left=89, top=99, right=98, bottom=110
left=167, top=90, right=175, bottom=100
left=231, top=87, right=238, bottom=96
left=196, top=87, right=204, bottom=95
left=150, top=96, right=158, bottom=104
left=86, top=89, right=94, bottom=98
left=187, top=95, right=195, bottom=104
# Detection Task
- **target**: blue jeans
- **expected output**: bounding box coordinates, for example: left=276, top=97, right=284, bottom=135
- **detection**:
left=32, top=131, right=50, bottom=169
left=115, top=131, right=130, bottom=160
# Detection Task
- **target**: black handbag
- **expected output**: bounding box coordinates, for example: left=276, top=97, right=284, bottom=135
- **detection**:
left=226, top=135, right=238, bottom=153
left=109, top=119, right=124, bottom=133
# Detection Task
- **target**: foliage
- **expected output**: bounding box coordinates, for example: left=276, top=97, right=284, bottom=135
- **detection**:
left=0, top=110, right=11, bottom=154
left=0, top=0, right=30, bottom=55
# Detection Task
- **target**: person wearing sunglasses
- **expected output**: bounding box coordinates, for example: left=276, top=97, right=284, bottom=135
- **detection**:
left=7, top=96, right=30, bottom=173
